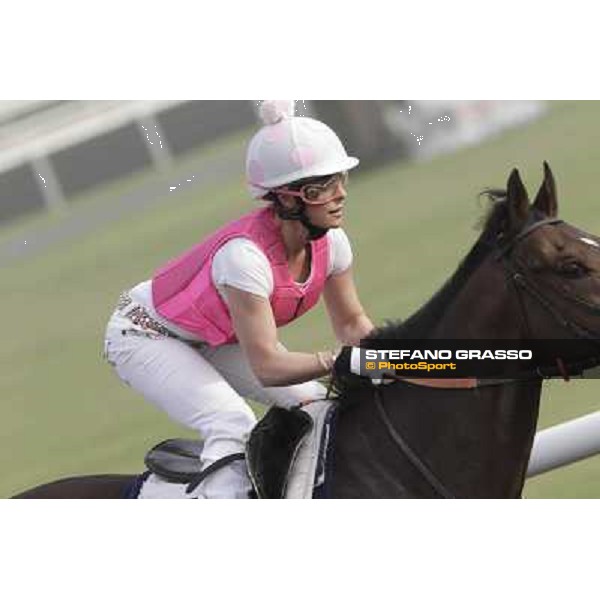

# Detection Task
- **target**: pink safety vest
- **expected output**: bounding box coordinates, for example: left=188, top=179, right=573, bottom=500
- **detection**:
left=152, top=206, right=330, bottom=346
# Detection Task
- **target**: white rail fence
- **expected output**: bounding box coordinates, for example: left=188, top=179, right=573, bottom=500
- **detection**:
left=527, top=411, right=600, bottom=478
left=0, top=100, right=259, bottom=224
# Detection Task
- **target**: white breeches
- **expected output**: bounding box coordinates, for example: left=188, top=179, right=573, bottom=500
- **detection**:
left=103, top=309, right=327, bottom=498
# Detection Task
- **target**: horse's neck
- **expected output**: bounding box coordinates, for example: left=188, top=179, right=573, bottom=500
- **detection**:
left=332, top=256, right=543, bottom=498
left=431, top=255, right=523, bottom=339
left=332, top=379, right=542, bottom=499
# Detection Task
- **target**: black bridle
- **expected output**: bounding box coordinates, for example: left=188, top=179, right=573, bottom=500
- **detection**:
left=372, top=215, right=600, bottom=498
left=498, top=217, right=600, bottom=343
left=498, top=216, right=600, bottom=382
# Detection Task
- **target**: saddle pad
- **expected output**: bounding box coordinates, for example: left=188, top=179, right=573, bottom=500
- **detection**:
left=285, top=400, right=338, bottom=499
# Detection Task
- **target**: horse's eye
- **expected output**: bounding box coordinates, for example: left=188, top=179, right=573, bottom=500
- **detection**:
left=558, top=261, right=589, bottom=278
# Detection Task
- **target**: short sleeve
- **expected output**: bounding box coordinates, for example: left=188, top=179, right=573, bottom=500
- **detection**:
left=211, top=238, right=273, bottom=301
left=327, top=228, right=353, bottom=276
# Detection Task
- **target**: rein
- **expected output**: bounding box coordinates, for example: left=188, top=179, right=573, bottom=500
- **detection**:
left=369, top=215, right=600, bottom=498
left=373, top=389, right=455, bottom=498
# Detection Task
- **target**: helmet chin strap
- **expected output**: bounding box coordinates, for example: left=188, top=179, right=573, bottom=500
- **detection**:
left=298, top=212, right=329, bottom=240
left=274, top=198, right=329, bottom=241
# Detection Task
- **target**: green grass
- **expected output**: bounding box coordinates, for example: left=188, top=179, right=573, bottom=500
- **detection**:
left=2, top=101, right=600, bottom=498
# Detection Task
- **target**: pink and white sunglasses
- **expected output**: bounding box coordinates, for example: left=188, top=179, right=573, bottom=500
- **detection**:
left=275, top=172, right=349, bottom=205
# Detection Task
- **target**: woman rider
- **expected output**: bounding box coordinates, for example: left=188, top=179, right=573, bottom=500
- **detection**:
left=103, top=100, right=374, bottom=498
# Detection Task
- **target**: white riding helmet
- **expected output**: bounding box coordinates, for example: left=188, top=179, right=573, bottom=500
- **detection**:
left=246, top=100, right=360, bottom=199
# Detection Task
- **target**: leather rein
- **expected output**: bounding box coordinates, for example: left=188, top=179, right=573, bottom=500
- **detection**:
left=371, top=216, right=600, bottom=498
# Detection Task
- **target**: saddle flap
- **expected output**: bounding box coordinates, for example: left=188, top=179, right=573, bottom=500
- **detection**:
left=285, top=400, right=338, bottom=498
left=246, top=407, right=314, bottom=499
left=144, top=438, right=204, bottom=483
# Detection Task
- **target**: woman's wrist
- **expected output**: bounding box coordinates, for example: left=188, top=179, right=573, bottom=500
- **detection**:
left=316, top=350, right=336, bottom=372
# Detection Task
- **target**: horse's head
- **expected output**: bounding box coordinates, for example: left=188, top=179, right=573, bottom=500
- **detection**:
left=496, top=162, right=600, bottom=341
left=367, top=161, right=600, bottom=350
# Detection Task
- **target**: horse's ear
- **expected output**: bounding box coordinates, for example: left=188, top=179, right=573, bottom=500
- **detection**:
left=532, top=161, right=558, bottom=217
left=506, top=168, right=530, bottom=233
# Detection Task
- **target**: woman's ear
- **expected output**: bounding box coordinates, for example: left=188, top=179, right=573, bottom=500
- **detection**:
left=276, top=192, right=300, bottom=210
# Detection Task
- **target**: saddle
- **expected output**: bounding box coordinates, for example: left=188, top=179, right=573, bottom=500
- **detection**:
left=143, top=401, right=338, bottom=498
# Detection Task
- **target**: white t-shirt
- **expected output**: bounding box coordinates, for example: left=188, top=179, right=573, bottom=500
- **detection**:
left=128, top=228, right=353, bottom=337
left=211, top=227, right=353, bottom=301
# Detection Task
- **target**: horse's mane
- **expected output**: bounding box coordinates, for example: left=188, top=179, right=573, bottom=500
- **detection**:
left=364, top=189, right=509, bottom=343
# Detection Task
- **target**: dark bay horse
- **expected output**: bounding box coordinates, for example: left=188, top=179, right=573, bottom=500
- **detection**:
left=14, top=163, right=600, bottom=498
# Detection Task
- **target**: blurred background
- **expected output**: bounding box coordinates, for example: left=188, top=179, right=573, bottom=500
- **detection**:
left=1, top=100, right=598, bottom=498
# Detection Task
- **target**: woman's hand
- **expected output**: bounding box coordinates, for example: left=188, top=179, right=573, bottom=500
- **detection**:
left=223, top=285, right=335, bottom=387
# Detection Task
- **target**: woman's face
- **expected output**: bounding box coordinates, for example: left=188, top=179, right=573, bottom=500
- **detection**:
left=277, top=172, right=349, bottom=228
left=302, top=183, right=347, bottom=228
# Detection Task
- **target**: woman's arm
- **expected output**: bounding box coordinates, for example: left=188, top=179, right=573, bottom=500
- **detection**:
left=223, top=285, right=333, bottom=387
left=323, top=267, right=374, bottom=346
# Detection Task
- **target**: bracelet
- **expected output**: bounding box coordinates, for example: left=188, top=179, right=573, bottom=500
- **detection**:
left=316, top=351, right=335, bottom=371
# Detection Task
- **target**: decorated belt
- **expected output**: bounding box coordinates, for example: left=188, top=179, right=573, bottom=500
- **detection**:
left=115, top=292, right=179, bottom=339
